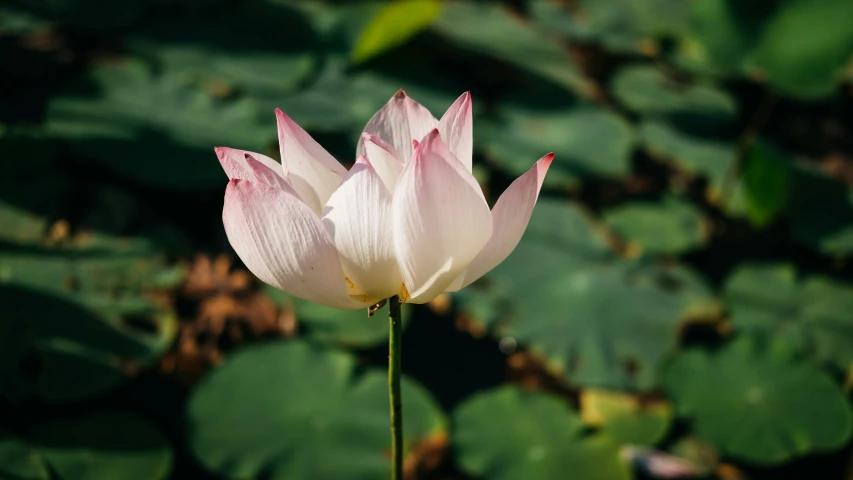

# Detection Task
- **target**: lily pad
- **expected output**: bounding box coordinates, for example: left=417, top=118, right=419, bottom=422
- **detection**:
left=603, top=196, right=708, bottom=255
left=127, top=1, right=318, bottom=96
left=27, top=410, right=173, bottom=480
left=580, top=389, right=673, bottom=446
left=639, top=120, right=748, bottom=215
left=452, top=386, right=631, bottom=480
left=611, top=65, right=737, bottom=128
left=741, top=140, right=792, bottom=228
left=0, top=433, right=50, bottom=480
left=679, top=0, right=853, bottom=99
left=187, top=340, right=445, bottom=480
left=724, top=263, right=853, bottom=372
left=0, top=248, right=180, bottom=403
left=788, top=164, right=853, bottom=255
left=351, top=0, right=442, bottom=64
left=432, top=2, right=592, bottom=97
left=45, top=60, right=269, bottom=190
left=484, top=101, right=635, bottom=188
left=456, top=200, right=718, bottom=390
left=662, top=335, right=853, bottom=465
left=532, top=0, right=689, bottom=55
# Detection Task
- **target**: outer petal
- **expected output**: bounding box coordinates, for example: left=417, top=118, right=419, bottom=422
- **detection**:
left=215, top=147, right=282, bottom=182
left=276, top=109, right=348, bottom=214
left=357, top=89, right=438, bottom=164
left=321, top=155, right=402, bottom=299
left=445, top=153, right=553, bottom=292
left=392, top=130, right=493, bottom=303
left=362, top=133, right=404, bottom=192
left=438, top=91, right=473, bottom=172
left=223, top=179, right=368, bottom=310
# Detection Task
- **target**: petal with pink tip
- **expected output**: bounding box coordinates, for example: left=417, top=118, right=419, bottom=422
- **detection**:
left=445, top=153, right=554, bottom=292
left=357, top=90, right=438, bottom=163
left=215, top=147, right=282, bottom=182
left=244, top=153, right=296, bottom=193
left=276, top=109, right=348, bottom=214
left=321, top=155, right=402, bottom=300
left=392, top=130, right=492, bottom=303
left=223, top=179, right=368, bottom=310
left=438, top=91, right=473, bottom=171
left=362, top=133, right=404, bottom=191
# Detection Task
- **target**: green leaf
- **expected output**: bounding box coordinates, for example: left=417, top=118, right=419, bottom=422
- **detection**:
left=749, top=0, right=853, bottom=99
left=533, top=0, right=690, bottom=55
left=724, top=263, right=853, bottom=372
left=741, top=140, right=791, bottom=227
left=187, top=340, right=445, bottom=479
left=610, top=65, right=737, bottom=127
left=788, top=165, right=853, bottom=255
left=432, top=2, right=592, bottom=96
left=46, top=60, right=269, bottom=190
left=580, top=389, right=673, bottom=446
left=0, top=247, right=180, bottom=403
left=484, top=100, right=635, bottom=188
left=127, top=1, right=318, bottom=96
left=27, top=410, right=173, bottom=480
left=0, top=433, right=50, bottom=480
left=455, top=200, right=718, bottom=390
left=639, top=120, right=748, bottom=216
left=352, top=0, right=441, bottom=64
left=453, top=386, right=631, bottom=480
left=663, top=335, right=853, bottom=465
left=603, top=195, right=708, bottom=255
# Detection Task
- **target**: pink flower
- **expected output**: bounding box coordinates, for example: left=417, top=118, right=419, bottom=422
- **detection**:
left=216, top=91, right=552, bottom=309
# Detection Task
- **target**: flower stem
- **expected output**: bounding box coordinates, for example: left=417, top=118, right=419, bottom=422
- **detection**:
left=388, top=295, right=403, bottom=480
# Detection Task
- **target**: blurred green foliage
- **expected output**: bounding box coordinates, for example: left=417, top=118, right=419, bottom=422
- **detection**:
left=2, top=0, right=853, bottom=479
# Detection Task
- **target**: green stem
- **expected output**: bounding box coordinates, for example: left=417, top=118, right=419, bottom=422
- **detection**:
left=388, top=295, right=403, bottom=480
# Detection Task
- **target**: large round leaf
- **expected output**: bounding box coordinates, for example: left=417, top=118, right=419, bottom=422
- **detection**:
left=580, top=389, right=673, bottom=446
left=603, top=196, right=708, bottom=255
left=611, top=65, right=736, bottom=127
left=128, top=1, right=318, bottom=95
left=455, top=200, right=718, bottom=390
left=484, top=101, right=635, bottom=188
left=45, top=60, right=269, bottom=190
left=26, top=410, right=173, bottom=480
left=0, top=433, right=50, bottom=480
left=0, top=249, right=179, bottom=403
left=453, top=386, right=631, bottom=480
left=724, top=263, right=853, bottom=372
left=187, top=340, right=445, bottom=479
left=663, top=336, right=853, bottom=465
left=788, top=164, right=853, bottom=255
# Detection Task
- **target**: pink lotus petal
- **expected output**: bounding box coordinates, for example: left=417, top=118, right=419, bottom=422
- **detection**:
left=438, top=91, right=473, bottom=171
left=322, top=155, right=402, bottom=300
left=357, top=89, right=438, bottom=164
left=223, top=179, right=369, bottom=310
left=361, top=133, right=404, bottom=192
left=447, top=153, right=553, bottom=292
left=276, top=108, right=348, bottom=214
left=392, top=130, right=492, bottom=303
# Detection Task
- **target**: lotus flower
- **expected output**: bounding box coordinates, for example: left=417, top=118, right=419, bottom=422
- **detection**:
left=215, top=91, right=552, bottom=309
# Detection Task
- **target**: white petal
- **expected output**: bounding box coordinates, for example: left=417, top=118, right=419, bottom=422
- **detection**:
left=446, top=153, right=553, bottom=292
left=362, top=133, right=404, bottom=192
left=223, top=179, right=369, bottom=310
left=276, top=108, right=348, bottom=215
left=357, top=89, right=438, bottom=164
left=215, top=147, right=282, bottom=182
left=438, top=92, right=473, bottom=172
left=392, top=130, right=493, bottom=303
left=321, top=155, right=402, bottom=299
